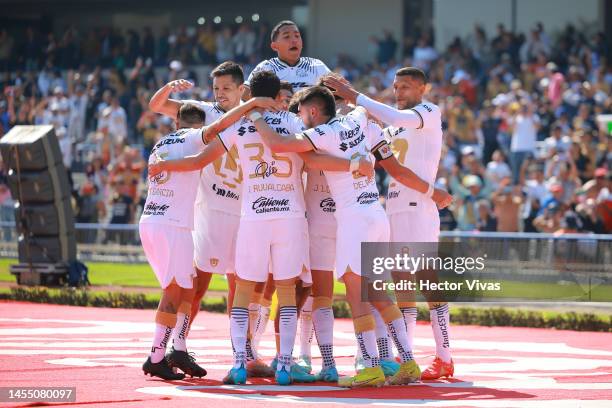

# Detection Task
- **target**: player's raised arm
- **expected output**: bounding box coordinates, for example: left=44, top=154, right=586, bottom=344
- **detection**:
left=298, top=151, right=374, bottom=178
left=148, top=137, right=226, bottom=177
left=203, top=97, right=281, bottom=142
left=324, top=69, right=432, bottom=129
left=149, top=79, right=194, bottom=117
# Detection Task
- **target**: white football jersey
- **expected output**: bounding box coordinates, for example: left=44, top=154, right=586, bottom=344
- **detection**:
left=183, top=100, right=242, bottom=216
left=140, top=128, right=205, bottom=229
left=301, top=109, right=389, bottom=214
left=218, top=111, right=307, bottom=221
left=246, top=57, right=330, bottom=91
left=384, top=101, right=443, bottom=215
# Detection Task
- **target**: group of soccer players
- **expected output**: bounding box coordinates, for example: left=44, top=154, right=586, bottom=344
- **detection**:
left=139, top=20, right=455, bottom=388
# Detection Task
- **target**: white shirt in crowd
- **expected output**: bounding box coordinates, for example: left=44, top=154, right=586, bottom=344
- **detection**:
left=486, top=160, right=512, bottom=188
left=510, top=113, right=539, bottom=153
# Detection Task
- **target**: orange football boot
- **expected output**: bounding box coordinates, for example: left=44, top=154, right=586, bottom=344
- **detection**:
left=420, top=357, right=454, bottom=380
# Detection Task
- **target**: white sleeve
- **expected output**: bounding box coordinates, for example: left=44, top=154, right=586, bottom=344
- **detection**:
left=287, top=113, right=307, bottom=134
left=365, top=121, right=384, bottom=150
left=300, top=125, right=334, bottom=152
left=217, top=126, right=236, bottom=152
left=356, top=94, right=423, bottom=129
left=186, top=128, right=207, bottom=154
left=346, top=106, right=368, bottom=128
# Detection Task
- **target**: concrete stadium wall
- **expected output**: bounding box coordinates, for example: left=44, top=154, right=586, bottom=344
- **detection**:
left=432, top=0, right=603, bottom=49
left=307, top=0, right=404, bottom=65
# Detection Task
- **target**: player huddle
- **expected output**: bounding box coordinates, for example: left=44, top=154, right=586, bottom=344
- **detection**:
left=139, top=20, right=455, bottom=388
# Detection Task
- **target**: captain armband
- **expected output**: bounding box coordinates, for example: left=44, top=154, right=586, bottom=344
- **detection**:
left=372, top=141, right=394, bottom=161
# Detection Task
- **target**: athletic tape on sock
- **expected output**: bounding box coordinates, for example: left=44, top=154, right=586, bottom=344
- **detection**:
left=155, top=311, right=177, bottom=328
left=353, top=314, right=376, bottom=333
left=380, top=304, right=403, bottom=324
left=312, top=296, right=332, bottom=310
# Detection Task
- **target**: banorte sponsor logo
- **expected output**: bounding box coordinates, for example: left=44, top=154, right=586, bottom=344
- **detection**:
left=320, top=197, right=336, bottom=213
left=252, top=196, right=290, bottom=214
left=357, top=191, right=378, bottom=205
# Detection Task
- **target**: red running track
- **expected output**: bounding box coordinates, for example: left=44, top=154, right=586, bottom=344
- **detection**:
left=0, top=301, right=611, bottom=408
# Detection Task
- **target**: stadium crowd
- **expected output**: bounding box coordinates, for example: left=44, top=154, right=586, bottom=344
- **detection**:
left=0, top=20, right=610, bottom=239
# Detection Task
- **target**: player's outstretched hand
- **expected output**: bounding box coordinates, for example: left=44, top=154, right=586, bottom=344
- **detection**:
left=357, top=157, right=375, bottom=179
left=323, top=76, right=359, bottom=105
left=249, top=97, right=283, bottom=112
left=432, top=188, right=453, bottom=209
left=148, top=161, right=165, bottom=178
left=167, top=79, right=194, bottom=92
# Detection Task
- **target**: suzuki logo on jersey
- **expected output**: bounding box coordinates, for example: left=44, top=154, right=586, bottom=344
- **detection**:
left=356, top=191, right=379, bottom=205
left=252, top=196, right=290, bottom=214
left=254, top=161, right=278, bottom=179
left=239, top=117, right=286, bottom=136
left=420, top=103, right=432, bottom=112
left=212, top=183, right=239, bottom=200
left=349, top=132, right=366, bottom=148
left=237, top=125, right=256, bottom=136
left=339, top=142, right=348, bottom=151
left=143, top=202, right=170, bottom=216
left=320, top=197, right=336, bottom=213
left=152, top=137, right=185, bottom=152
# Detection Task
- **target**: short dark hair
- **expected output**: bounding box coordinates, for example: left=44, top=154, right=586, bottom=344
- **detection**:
left=250, top=70, right=281, bottom=98
left=317, top=72, right=346, bottom=101
left=297, top=86, right=336, bottom=117
left=396, top=67, right=428, bottom=83
left=288, top=89, right=306, bottom=114
left=271, top=20, right=298, bottom=42
left=279, top=81, right=293, bottom=94
left=210, top=61, right=244, bottom=85
left=178, top=103, right=206, bottom=125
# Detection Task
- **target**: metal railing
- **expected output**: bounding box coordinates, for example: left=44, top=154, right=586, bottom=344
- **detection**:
left=1, top=221, right=611, bottom=267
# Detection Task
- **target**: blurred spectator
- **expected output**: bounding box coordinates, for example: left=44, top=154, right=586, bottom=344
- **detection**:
left=476, top=200, right=497, bottom=231
left=451, top=174, right=491, bottom=230
left=75, top=181, right=106, bottom=243
left=485, top=150, right=511, bottom=189
left=477, top=100, right=501, bottom=163
left=105, top=178, right=134, bottom=244
left=534, top=202, right=563, bottom=232
left=491, top=182, right=523, bottom=232
left=412, top=35, right=437, bottom=70
left=508, top=103, right=540, bottom=184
